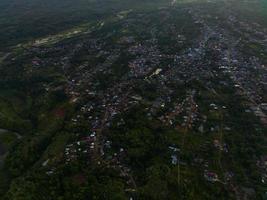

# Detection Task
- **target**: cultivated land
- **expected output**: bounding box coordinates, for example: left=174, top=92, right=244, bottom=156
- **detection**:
left=0, top=0, right=266, bottom=199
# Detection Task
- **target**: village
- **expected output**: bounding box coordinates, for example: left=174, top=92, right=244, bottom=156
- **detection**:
left=46, top=6, right=266, bottom=197
left=2, top=2, right=266, bottom=199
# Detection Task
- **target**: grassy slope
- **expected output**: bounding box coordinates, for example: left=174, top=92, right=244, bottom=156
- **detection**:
left=0, top=0, right=171, bottom=50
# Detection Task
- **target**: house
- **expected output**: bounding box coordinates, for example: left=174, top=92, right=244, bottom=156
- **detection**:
left=171, top=155, right=178, bottom=165
left=204, top=171, right=218, bottom=182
